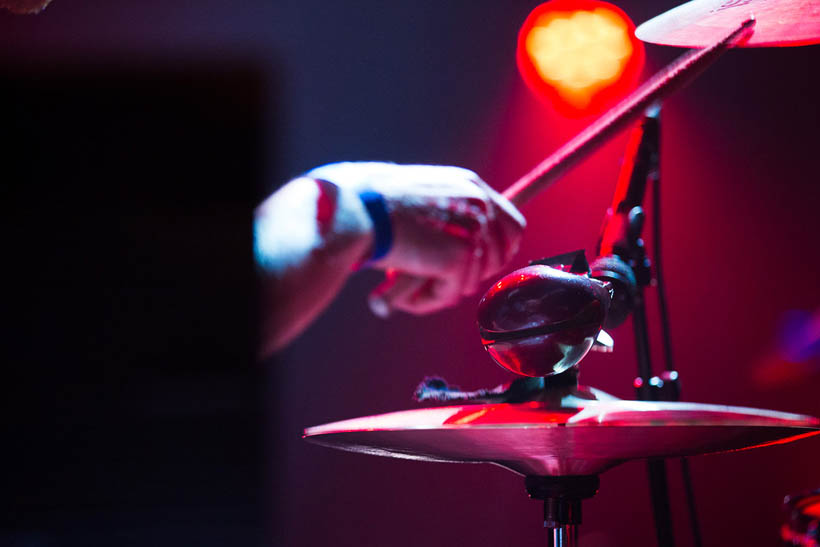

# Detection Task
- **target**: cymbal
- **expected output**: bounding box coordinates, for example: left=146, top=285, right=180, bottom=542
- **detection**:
left=304, top=399, right=820, bottom=476
left=635, top=0, right=820, bottom=48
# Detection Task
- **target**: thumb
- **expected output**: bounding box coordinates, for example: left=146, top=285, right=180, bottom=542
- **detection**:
left=368, top=269, right=435, bottom=318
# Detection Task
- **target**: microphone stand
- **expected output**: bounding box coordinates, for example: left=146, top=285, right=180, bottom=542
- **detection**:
left=592, top=104, right=699, bottom=547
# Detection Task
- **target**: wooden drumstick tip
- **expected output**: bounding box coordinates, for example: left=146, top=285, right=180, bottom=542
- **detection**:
left=732, top=16, right=757, bottom=46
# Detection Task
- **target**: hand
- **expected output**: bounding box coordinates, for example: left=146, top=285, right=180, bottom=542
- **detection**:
left=1, top=0, right=52, bottom=14
left=307, top=162, right=526, bottom=317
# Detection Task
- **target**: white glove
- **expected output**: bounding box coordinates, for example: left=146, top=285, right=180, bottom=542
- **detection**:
left=307, top=162, right=526, bottom=317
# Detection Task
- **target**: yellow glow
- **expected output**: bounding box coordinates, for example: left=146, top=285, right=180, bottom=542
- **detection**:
left=525, top=8, right=633, bottom=108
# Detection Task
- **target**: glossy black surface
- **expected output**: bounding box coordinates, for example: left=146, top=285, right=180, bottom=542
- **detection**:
left=477, top=265, right=611, bottom=377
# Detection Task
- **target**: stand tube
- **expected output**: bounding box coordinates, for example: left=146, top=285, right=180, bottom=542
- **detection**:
left=526, top=475, right=600, bottom=547
left=547, top=525, right=576, bottom=547
left=633, top=288, right=675, bottom=547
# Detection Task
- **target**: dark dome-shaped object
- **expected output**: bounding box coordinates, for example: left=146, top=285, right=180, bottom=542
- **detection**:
left=477, top=265, right=611, bottom=377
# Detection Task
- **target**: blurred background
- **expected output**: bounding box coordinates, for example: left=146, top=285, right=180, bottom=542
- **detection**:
left=1, top=1, right=819, bottom=546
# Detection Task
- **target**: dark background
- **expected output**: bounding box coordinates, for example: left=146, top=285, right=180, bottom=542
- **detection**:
left=0, top=61, right=266, bottom=545
left=2, top=1, right=820, bottom=546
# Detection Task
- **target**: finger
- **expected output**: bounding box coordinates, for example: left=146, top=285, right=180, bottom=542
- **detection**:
left=451, top=203, right=498, bottom=281
left=481, top=180, right=526, bottom=234
left=368, top=270, right=430, bottom=318
left=421, top=197, right=483, bottom=240
left=462, top=238, right=487, bottom=296
left=464, top=194, right=510, bottom=280
left=407, top=276, right=460, bottom=314
left=482, top=206, right=508, bottom=278
left=386, top=274, right=463, bottom=316
left=500, top=214, right=524, bottom=264
left=470, top=178, right=526, bottom=273
left=492, top=197, right=526, bottom=264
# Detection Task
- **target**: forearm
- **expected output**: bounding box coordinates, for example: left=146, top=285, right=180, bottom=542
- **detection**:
left=254, top=176, right=374, bottom=355
left=254, top=162, right=526, bottom=355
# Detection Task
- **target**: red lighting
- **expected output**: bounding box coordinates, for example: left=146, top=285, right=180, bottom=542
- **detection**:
left=517, top=0, right=644, bottom=117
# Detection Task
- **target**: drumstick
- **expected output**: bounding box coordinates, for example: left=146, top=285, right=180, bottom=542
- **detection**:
left=503, top=16, right=756, bottom=208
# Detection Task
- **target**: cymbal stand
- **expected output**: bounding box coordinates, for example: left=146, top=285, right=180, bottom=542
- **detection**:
left=593, top=105, right=680, bottom=547
left=525, top=475, right=600, bottom=547
left=497, top=18, right=753, bottom=547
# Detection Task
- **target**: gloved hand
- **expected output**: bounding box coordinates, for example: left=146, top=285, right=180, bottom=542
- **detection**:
left=307, top=162, right=526, bottom=317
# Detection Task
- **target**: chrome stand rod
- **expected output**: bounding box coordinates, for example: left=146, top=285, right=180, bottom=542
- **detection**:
left=547, top=524, right=577, bottom=547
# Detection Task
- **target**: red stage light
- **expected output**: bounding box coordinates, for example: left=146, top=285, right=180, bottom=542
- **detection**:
left=517, top=0, right=644, bottom=117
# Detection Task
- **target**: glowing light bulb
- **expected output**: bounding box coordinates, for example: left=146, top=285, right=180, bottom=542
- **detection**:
left=517, top=0, right=644, bottom=116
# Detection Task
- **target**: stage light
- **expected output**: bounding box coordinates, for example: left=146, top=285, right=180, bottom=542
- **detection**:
left=517, top=0, right=644, bottom=117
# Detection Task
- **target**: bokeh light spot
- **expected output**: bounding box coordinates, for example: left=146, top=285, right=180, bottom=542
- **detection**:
left=517, top=0, right=644, bottom=116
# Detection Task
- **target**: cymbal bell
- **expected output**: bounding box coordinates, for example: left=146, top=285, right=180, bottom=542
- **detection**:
left=304, top=396, right=820, bottom=477
left=636, top=0, right=820, bottom=48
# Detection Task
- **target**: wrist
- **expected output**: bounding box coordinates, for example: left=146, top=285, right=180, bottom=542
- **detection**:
left=356, top=190, right=393, bottom=263
left=253, top=176, right=375, bottom=275
left=305, top=164, right=396, bottom=267
left=315, top=177, right=376, bottom=269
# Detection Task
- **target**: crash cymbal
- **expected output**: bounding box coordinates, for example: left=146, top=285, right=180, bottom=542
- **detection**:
left=304, top=398, right=820, bottom=476
left=635, top=0, right=820, bottom=48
